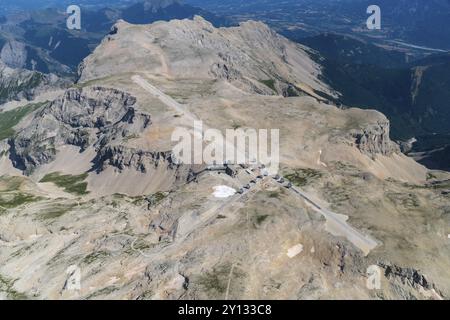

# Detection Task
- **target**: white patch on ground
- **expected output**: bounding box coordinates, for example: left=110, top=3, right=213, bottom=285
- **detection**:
left=287, top=244, right=304, bottom=258
left=212, top=185, right=236, bottom=198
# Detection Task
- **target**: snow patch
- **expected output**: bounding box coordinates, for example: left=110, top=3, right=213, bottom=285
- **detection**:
left=213, top=185, right=236, bottom=198
left=287, top=244, right=304, bottom=258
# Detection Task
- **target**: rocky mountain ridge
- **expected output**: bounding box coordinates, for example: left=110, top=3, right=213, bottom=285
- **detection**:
left=78, top=16, right=335, bottom=99
left=0, top=16, right=449, bottom=301
left=0, top=60, right=66, bottom=105
left=8, top=87, right=152, bottom=174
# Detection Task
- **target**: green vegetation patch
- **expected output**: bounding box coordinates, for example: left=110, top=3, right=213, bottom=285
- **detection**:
left=40, top=203, right=77, bottom=220
left=122, top=134, right=139, bottom=142
left=426, top=172, right=438, bottom=181
left=255, top=214, right=269, bottom=225
left=10, top=243, right=34, bottom=259
left=266, top=189, right=286, bottom=199
left=0, top=193, right=40, bottom=212
left=131, top=238, right=155, bottom=251
left=82, top=251, right=110, bottom=265
left=284, top=168, right=323, bottom=187
left=142, top=191, right=168, bottom=207
left=130, top=195, right=146, bottom=205
left=286, top=86, right=299, bottom=97
left=0, top=274, right=28, bottom=300
left=231, top=121, right=242, bottom=130
left=386, top=192, right=421, bottom=209
left=323, top=184, right=351, bottom=206
left=0, top=102, right=46, bottom=140
left=150, top=192, right=167, bottom=204
left=40, top=172, right=89, bottom=195
left=0, top=73, right=44, bottom=104
left=197, top=263, right=245, bottom=295
left=85, top=286, right=119, bottom=299
left=259, top=79, right=277, bottom=93
left=426, top=180, right=450, bottom=190
left=249, top=208, right=271, bottom=227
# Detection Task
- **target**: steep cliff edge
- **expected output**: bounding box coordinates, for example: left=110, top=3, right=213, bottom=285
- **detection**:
left=7, top=87, right=150, bottom=174
left=349, top=120, right=400, bottom=158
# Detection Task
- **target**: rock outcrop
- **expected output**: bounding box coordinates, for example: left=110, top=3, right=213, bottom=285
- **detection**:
left=381, top=262, right=432, bottom=290
left=378, top=262, right=443, bottom=299
left=0, top=60, right=66, bottom=104
left=349, top=120, right=399, bottom=157
left=8, top=87, right=151, bottom=174
left=0, top=40, right=27, bottom=69
left=92, top=147, right=178, bottom=173
left=78, top=16, right=336, bottom=99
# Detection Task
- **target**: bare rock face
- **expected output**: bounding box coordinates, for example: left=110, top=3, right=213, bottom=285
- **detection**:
left=349, top=120, right=399, bottom=157
left=0, top=60, right=66, bottom=104
left=92, top=146, right=178, bottom=173
left=78, top=16, right=336, bottom=99
left=8, top=87, right=151, bottom=174
left=380, top=262, right=432, bottom=290
left=378, top=262, right=444, bottom=299
left=0, top=40, right=27, bottom=69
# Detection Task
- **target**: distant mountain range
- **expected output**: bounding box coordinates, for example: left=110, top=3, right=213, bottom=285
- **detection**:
left=187, top=0, right=450, bottom=50
left=297, top=32, right=450, bottom=170
left=122, top=0, right=230, bottom=26
left=302, top=33, right=450, bottom=137
left=0, top=0, right=128, bottom=13
left=0, top=0, right=232, bottom=75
